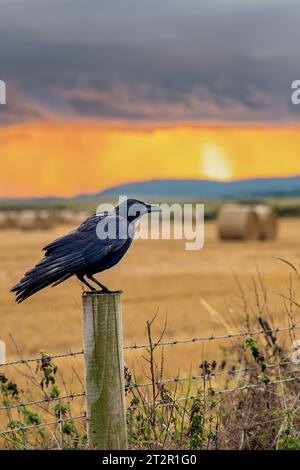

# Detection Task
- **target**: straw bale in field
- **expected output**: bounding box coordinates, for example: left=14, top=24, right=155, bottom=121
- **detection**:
left=254, top=205, right=277, bottom=240
left=0, top=212, right=8, bottom=229
left=218, top=205, right=260, bottom=240
left=73, top=211, right=89, bottom=225
left=55, top=209, right=76, bottom=224
left=18, top=211, right=38, bottom=230
left=17, top=210, right=55, bottom=230
left=0, top=211, right=19, bottom=229
left=36, top=210, right=55, bottom=230
left=5, top=211, right=19, bottom=228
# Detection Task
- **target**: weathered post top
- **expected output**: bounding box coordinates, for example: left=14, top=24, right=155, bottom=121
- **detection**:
left=82, top=291, right=127, bottom=450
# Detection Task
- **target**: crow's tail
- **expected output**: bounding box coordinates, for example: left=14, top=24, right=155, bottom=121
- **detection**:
left=11, top=254, right=74, bottom=303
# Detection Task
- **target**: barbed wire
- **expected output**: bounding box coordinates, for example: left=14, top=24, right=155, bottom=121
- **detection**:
left=0, top=350, right=83, bottom=368
left=128, top=376, right=299, bottom=411
left=0, top=392, right=85, bottom=412
left=0, top=324, right=298, bottom=369
left=124, top=324, right=300, bottom=350
left=3, top=362, right=298, bottom=414
left=1, top=371, right=299, bottom=435
left=177, top=376, right=299, bottom=401
left=3, top=363, right=299, bottom=414
left=0, top=324, right=299, bottom=438
left=125, top=360, right=300, bottom=390
left=1, top=376, right=297, bottom=435
left=0, top=414, right=86, bottom=436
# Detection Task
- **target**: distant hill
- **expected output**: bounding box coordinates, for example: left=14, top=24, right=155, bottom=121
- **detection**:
left=1, top=176, right=300, bottom=207
left=85, top=176, right=300, bottom=201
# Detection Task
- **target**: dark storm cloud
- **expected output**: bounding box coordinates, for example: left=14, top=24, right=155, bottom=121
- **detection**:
left=0, top=0, right=300, bottom=123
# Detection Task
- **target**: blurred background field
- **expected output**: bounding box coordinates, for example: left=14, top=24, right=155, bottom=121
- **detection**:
left=2, top=196, right=300, bottom=219
left=1, top=213, right=299, bottom=384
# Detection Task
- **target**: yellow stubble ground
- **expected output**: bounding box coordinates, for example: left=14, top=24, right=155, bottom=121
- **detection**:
left=0, top=218, right=300, bottom=400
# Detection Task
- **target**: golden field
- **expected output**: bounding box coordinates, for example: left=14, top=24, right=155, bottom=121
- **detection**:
left=1, top=217, right=300, bottom=383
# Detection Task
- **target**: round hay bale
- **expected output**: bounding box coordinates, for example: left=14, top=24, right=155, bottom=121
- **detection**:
left=55, top=209, right=76, bottom=224
left=217, top=205, right=260, bottom=240
left=0, top=212, right=8, bottom=229
left=73, top=211, right=89, bottom=225
left=18, top=211, right=38, bottom=230
left=5, top=211, right=19, bottom=228
left=254, top=205, right=277, bottom=240
left=36, top=210, right=55, bottom=230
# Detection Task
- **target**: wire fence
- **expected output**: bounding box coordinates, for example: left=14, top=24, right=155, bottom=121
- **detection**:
left=128, top=375, right=300, bottom=411
left=1, top=323, right=298, bottom=369
left=0, top=415, right=86, bottom=436
left=0, top=350, right=84, bottom=368
left=124, top=324, right=300, bottom=350
left=125, top=359, right=300, bottom=390
left=0, top=392, right=85, bottom=412
left=1, top=322, right=300, bottom=440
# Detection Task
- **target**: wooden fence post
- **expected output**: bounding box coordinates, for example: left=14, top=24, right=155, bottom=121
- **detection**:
left=82, top=291, right=127, bottom=450
left=0, top=341, right=5, bottom=365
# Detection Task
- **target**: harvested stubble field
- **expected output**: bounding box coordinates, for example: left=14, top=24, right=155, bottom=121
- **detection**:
left=0, top=217, right=300, bottom=382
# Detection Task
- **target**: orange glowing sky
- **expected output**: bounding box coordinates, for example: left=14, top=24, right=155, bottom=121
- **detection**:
left=1, top=121, right=300, bottom=198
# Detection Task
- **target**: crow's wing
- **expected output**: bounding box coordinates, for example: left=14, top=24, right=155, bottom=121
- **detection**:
left=12, top=213, right=130, bottom=302
left=43, top=212, right=107, bottom=254
left=44, top=212, right=129, bottom=258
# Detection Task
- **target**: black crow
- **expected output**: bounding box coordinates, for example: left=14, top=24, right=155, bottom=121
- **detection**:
left=11, top=199, right=160, bottom=303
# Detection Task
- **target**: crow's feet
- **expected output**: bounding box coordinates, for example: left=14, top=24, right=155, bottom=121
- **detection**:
left=100, top=288, right=121, bottom=294
left=97, top=287, right=122, bottom=294
left=83, top=289, right=121, bottom=295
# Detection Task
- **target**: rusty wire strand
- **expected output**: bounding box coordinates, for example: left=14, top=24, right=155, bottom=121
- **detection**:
left=0, top=392, right=85, bottom=412
left=124, top=325, right=300, bottom=350
left=1, top=324, right=298, bottom=368
left=0, top=414, right=86, bottom=436
left=128, top=376, right=299, bottom=410
left=1, top=377, right=297, bottom=434
left=0, top=350, right=83, bottom=368
left=125, top=360, right=300, bottom=390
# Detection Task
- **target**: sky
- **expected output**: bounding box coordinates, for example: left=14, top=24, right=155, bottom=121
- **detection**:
left=1, top=122, right=300, bottom=198
left=0, top=0, right=300, bottom=123
left=0, top=1, right=300, bottom=197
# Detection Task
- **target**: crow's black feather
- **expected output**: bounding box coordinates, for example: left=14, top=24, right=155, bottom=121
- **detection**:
left=11, top=199, right=159, bottom=303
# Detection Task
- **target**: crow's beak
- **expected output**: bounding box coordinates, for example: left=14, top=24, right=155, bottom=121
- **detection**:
left=147, top=204, right=161, bottom=213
